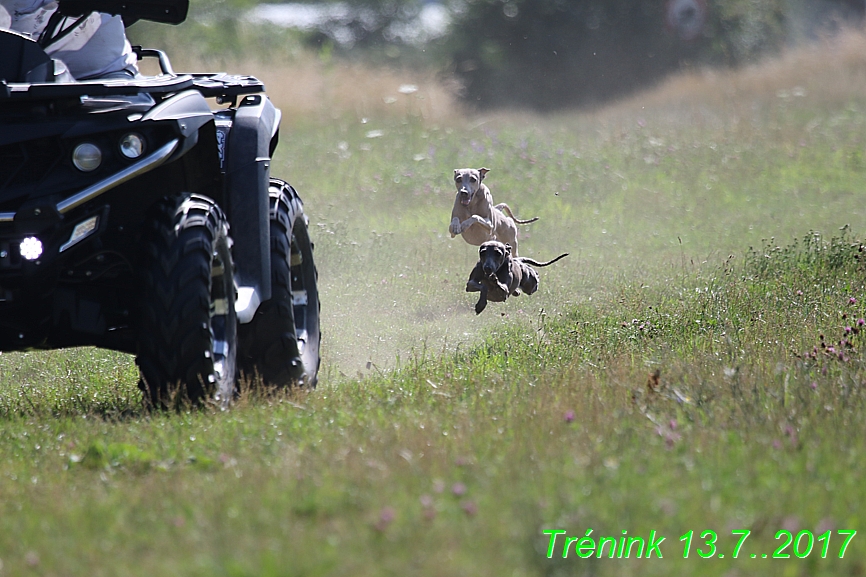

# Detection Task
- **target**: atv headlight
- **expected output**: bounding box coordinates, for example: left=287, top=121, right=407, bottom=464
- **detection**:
left=72, top=143, right=102, bottom=172
left=19, top=237, right=43, bottom=261
left=119, top=133, right=145, bottom=159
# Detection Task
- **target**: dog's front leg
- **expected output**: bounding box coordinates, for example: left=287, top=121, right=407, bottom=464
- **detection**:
left=449, top=216, right=462, bottom=237
left=475, top=286, right=489, bottom=315
left=467, top=263, right=485, bottom=292
left=492, top=270, right=511, bottom=296
left=509, top=270, right=522, bottom=296
left=459, top=215, right=494, bottom=234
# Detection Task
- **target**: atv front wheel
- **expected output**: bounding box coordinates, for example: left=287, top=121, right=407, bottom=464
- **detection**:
left=239, top=179, right=320, bottom=387
left=137, top=194, right=238, bottom=407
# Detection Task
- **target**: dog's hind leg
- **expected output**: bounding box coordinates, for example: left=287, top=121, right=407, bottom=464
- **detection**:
left=519, top=265, right=539, bottom=296
left=496, top=203, right=539, bottom=225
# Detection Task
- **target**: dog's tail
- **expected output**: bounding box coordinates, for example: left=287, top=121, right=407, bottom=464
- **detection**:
left=496, top=203, right=539, bottom=225
left=517, top=253, right=569, bottom=267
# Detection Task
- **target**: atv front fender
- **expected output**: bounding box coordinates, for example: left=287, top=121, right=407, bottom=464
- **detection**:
left=224, top=93, right=281, bottom=305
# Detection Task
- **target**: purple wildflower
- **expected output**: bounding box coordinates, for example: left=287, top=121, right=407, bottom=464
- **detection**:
left=374, top=507, right=396, bottom=532
left=461, top=500, right=478, bottom=516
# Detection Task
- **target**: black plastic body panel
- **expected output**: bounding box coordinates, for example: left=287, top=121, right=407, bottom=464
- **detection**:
left=58, top=0, right=189, bottom=25
left=0, top=31, right=53, bottom=84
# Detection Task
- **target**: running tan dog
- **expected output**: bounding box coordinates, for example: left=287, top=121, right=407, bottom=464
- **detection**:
left=449, top=168, right=538, bottom=256
left=466, top=240, right=568, bottom=314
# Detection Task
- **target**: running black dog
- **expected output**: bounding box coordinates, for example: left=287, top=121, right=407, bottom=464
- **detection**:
left=466, top=240, right=568, bottom=314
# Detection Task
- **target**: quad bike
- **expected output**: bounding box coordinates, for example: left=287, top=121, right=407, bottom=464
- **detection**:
left=0, top=0, right=320, bottom=406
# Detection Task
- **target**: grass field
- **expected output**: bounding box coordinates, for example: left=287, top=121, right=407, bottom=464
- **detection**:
left=3, top=31, right=866, bottom=576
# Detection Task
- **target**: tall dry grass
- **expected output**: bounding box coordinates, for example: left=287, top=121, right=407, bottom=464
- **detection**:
left=247, top=58, right=464, bottom=124
left=153, top=27, right=866, bottom=127
left=151, top=52, right=464, bottom=124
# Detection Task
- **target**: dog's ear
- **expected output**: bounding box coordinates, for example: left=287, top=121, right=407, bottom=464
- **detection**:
left=478, top=168, right=490, bottom=180
left=504, top=243, right=512, bottom=256
left=454, top=169, right=460, bottom=181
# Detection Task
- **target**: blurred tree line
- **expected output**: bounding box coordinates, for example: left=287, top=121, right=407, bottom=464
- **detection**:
left=442, top=0, right=864, bottom=110
left=446, top=0, right=686, bottom=110
left=130, top=0, right=865, bottom=110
